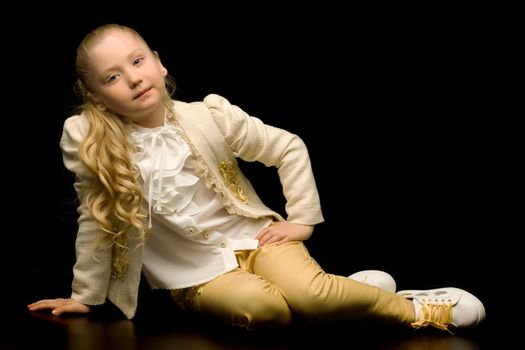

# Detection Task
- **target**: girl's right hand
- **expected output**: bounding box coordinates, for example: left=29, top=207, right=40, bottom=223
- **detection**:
left=27, top=298, right=91, bottom=316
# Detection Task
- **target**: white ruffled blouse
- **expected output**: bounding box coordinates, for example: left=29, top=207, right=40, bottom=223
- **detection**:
left=131, top=122, right=272, bottom=290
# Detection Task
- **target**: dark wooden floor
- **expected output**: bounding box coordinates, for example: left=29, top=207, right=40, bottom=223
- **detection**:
left=6, top=273, right=517, bottom=350
left=6, top=301, right=513, bottom=350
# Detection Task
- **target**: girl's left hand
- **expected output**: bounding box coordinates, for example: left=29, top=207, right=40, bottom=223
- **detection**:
left=27, top=298, right=92, bottom=316
left=255, top=221, right=314, bottom=247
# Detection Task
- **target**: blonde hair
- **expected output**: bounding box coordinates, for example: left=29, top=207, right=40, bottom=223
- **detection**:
left=74, top=24, right=176, bottom=255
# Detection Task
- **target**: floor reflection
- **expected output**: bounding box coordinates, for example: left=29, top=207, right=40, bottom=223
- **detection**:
left=30, top=312, right=137, bottom=350
left=26, top=311, right=287, bottom=350
left=24, top=310, right=485, bottom=350
left=382, top=334, right=479, bottom=350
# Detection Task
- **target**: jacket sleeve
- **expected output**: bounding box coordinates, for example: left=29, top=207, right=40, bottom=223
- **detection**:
left=60, top=115, right=111, bottom=306
left=203, top=94, right=324, bottom=225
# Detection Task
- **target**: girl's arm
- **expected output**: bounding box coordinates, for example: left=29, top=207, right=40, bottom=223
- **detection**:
left=29, top=115, right=112, bottom=315
left=204, top=94, right=324, bottom=226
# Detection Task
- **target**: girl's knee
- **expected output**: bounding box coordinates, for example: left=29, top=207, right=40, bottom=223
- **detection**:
left=244, top=296, right=293, bottom=328
left=197, top=283, right=293, bottom=329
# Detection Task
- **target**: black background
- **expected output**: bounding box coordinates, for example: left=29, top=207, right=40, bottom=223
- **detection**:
left=5, top=4, right=517, bottom=311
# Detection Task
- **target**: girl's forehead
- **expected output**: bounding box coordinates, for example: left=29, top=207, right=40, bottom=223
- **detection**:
left=95, top=30, right=142, bottom=49
left=90, top=32, right=146, bottom=60
left=86, top=32, right=147, bottom=77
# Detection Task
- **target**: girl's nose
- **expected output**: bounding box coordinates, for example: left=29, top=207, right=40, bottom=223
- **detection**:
left=127, top=71, right=142, bottom=88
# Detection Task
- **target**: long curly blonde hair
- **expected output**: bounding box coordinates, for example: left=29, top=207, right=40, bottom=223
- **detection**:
left=74, top=24, right=176, bottom=250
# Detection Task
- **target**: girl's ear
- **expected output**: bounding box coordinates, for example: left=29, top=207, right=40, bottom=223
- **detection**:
left=95, top=103, right=108, bottom=112
left=160, top=65, right=168, bottom=76
left=153, top=51, right=168, bottom=76
left=87, top=92, right=108, bottom=111
left=87, top=91, right=99, bottom=102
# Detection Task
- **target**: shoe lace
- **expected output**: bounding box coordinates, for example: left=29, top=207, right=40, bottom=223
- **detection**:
left=411, top=300, right=454, bottom=335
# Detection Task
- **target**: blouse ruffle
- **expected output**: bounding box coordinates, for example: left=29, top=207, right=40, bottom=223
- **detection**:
left=131, top=124, right=200, bottom=226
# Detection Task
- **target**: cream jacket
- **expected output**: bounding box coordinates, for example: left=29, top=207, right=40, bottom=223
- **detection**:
left=60, top=94, right=324, bottom=318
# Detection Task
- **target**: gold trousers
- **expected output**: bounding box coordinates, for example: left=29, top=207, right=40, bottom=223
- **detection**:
left=171, top=241, right=414, bottom=329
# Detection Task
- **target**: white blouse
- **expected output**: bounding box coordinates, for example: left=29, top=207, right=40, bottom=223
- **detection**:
left=131, top=122, right=272, bottom=289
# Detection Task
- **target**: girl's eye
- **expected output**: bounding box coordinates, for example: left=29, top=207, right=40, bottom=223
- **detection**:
left=107, top=74, right=119, bottom=83
left=133, top=57, right=144, bottom=65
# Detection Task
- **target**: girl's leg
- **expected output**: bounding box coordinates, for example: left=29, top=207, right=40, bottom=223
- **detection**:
left=248, top=241, right=415, bottom=325
left=171, top=252, right=293, bottom=329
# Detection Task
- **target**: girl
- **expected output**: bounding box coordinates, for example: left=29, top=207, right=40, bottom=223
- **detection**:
left=28, top=24, right=485, bottom=332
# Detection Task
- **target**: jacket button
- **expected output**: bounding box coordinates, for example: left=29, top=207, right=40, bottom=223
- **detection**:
left=203, top=231, right=209, bottom=240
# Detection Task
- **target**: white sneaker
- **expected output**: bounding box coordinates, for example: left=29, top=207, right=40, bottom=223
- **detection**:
left=397, top=287, right=486, bottom=333
left=348, top=270, right=397, bottom=293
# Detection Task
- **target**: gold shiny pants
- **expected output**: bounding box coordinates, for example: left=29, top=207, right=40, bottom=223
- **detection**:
left=171, top=241, right=414, bottom=329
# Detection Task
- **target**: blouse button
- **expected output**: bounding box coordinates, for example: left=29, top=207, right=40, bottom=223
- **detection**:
left=219, top=240, right=226, bottom=248
left=185, top=226, right=196, bottom=234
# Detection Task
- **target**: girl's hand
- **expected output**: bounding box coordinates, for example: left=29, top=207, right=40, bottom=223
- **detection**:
left=256, top=221, right=314, bottom=247
left=27, top=298, right=91, bottom=316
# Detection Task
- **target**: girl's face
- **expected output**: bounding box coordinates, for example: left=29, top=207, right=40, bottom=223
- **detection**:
left=85, top=30, right=167, bottom=127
